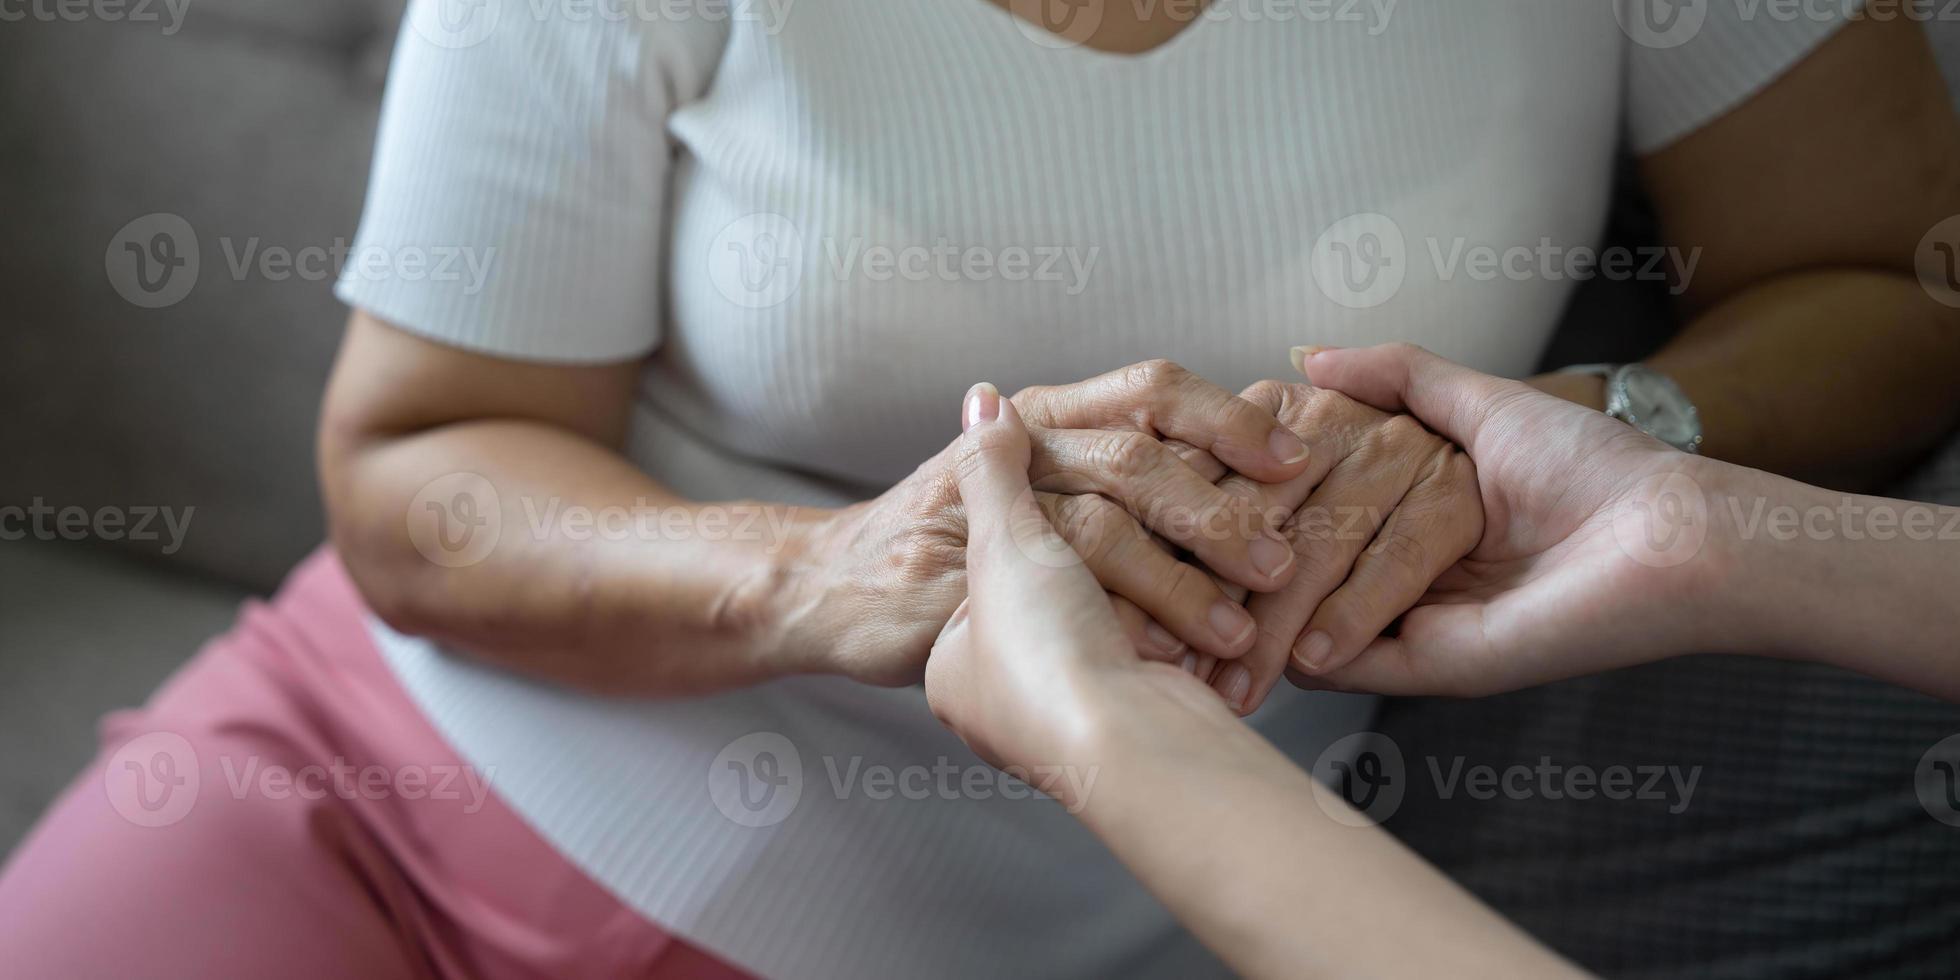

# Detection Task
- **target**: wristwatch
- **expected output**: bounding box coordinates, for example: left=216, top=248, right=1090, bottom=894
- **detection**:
left=1559, top=363, right=1704, bottom=454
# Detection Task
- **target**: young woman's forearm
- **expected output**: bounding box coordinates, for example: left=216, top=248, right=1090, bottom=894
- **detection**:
left=324, top=417, right=826, bottom=697
left=1702, top=464, right=1960, bottom=701
left=1067, top=689, right=1581, bottom=979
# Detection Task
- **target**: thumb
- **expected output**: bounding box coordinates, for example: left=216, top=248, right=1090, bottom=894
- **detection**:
left=954, top=382, right=1108, bottom=616
left=1291, top=342, right=1513, bottom=450
left=954, top=382, right=1036, bottom=546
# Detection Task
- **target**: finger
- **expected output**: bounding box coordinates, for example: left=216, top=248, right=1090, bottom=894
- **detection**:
left=1292, top=343, right=1525, bottom=452
left=1293, top=452, right=1483, bottom=678
left=1030, top=428, right=1297, bottom=591
left=1232, top=429, right=1432, bottom=714
left=1039, top=492, right=1258, bottom=660
left=1163, top=438, right=1227, bottom=483
left=1012, top=359, right=1312, bottom=482
left=953, top=385, right=1109, bottom=623
left=1302, top=605, right=1494, bottom=697
left=1214, top=381, right=1356, bottom=520
left=1110, top=594, right=1193, bottom=667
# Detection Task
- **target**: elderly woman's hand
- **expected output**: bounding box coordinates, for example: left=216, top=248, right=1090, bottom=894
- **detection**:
left=1174, top=377, right=1485, bottom=715
left=766, top=360, right=1313, bottom=688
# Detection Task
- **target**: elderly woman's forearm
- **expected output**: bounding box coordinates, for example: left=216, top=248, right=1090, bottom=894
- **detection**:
left=322, top=418, right=822, bottom=697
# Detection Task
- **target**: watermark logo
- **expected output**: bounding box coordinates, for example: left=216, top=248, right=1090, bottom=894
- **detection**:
left=106, top=213, right=200, bottom=309
left=1311, top=212, right=1406, bottom=310
left=709, top=212, right=805, bottom=309
left=408, top=472, right=503, bottom=568
left=1313, top=733, right=1703, bottom=826
left=107, top=213, right=496, bottom=309
left=1612, top=470, right=1709, bottom=569
left=411, top=0, right=503, bottom=48
left=709, top=731, right=805, bottom=827
left=1916, top=215, right=1960, bottom=310
left=1006, top=0, right=1105, bottom=48
left=1312, top=731, right=1406, bottom=826
left=707, top=733, right=1100, bottom=826
left=104, top=731, right=200, bottom=828
left=1916, top=733, right=1960, bottom=827
left=1616, top=0, right=1708, bottom=49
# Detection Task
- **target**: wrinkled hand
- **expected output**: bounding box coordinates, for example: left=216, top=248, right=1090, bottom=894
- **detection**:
left=1289, top=343, right=1714, bottom=697
left=773, top=360, right=1312, bottom=687
left=1172, top=378, right=1485, bottom=715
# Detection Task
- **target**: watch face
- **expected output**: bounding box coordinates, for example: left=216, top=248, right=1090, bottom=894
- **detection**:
left=1620, top=367, right=1699, bottom=447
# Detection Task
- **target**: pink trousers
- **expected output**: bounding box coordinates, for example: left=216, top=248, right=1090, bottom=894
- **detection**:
left=0, top=549, right=750, bottom=980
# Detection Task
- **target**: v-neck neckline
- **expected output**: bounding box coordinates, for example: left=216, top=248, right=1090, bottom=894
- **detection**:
left=961, top=0, right=1221, bottom=66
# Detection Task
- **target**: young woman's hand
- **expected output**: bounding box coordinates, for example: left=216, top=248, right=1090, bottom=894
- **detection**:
left=1167, top=379, right=1485, bottom=715
left=769, top=360, right=1314, bottom=687
left=923, top=384, right=1236, bottom=781
left=1286, top=343, right=1722, bottom=697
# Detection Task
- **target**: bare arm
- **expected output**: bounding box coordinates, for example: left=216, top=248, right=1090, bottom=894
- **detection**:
left=317, top=311, right=808, bottom=695
left=1533, top=14, right=1960, bottom=484
left=929, top=386, right=1582, bottom=979
left=319, top=312, right=1314, bottom=696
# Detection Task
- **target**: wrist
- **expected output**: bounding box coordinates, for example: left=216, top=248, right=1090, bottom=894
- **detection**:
left=1684, top=459, right=1833, bottom=660
left=731, top=503, right=855, bottom=678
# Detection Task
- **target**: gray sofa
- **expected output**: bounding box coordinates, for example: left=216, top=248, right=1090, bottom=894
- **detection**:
left=3, top=4, right=1959, bottom=975
left=0, top=0, right=405, bottom=845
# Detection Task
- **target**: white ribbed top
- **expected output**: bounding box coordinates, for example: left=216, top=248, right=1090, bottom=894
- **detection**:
left=340, top=2, right=1851, bottom=976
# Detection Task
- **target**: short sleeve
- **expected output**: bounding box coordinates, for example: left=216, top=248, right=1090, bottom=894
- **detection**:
left=336, top=0, right=727, bottom=362
left=1622, top=0, right=1860, bottom=153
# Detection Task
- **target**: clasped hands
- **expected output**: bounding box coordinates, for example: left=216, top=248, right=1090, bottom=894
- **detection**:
left=778, top=355, right=1483, bottom=716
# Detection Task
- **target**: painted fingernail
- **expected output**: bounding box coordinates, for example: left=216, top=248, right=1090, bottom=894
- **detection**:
left=1269, top=427, right=1311, bottom=465
left=1249, top=532, right=1295, bottom=581
left=1208, top=601, right=1256, bottom=649
left=1145, top=620, right=1186, bottom=658
left=1180, top=653, right=1200, bottom=675
left=1217, top=664, right=1252, bottom=713
left=1296, top=630, right=1335, bottom=672
left=962, top=382, right=1000, bottom=431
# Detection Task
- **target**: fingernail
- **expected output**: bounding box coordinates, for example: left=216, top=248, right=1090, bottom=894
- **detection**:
left=1207, top=601, right=1255, bottom=649
left=1248, top=532, right=1295, bottom=581
left=1179, top=653, right=1200, bottom=675
left=1297, top=630, right=1334, bottom=672
left=1268, top=427, right=1311, bottom=466
left=1289, top=345, right=1338, bottom=377
left=1145, top=620, right=1186, bottom=657
left=963, top=382, right=1000, bottom=431
left=1217, top=664, right=1252, bottom=713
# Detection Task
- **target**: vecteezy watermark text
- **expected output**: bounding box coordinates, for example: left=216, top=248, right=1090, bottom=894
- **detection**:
left=105, top=213, right=496, bottom=310
left=1310, top=732, right=1703, bottom=826
left=1, top=499, right=194, bottom=554
left=0, top=0, right=190, bottom=34
left=707, top=213, right=1101, bottom=309
left=102, top=731, right=496, bottom=828
left=707, top=732, right=1098, bottom=828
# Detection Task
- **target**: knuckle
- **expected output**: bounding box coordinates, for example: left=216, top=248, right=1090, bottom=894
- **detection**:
left=1052, top=494, right=1130, bottom=562
left=1152, top=559, right=1217, bottom=608
left=1127, top=358, right=1187, bottom=390
left=1366, top=524, right=1430, bottom=573
left=1379, top=412, right=1428, bottom=444
left=1240, top=379, right=1290, bottom=413
left=1089, top=430, right=1163, bottom=485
